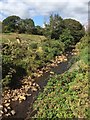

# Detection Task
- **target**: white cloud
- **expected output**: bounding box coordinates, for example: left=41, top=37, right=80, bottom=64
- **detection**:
left=0, top=0, right=89, bottom=25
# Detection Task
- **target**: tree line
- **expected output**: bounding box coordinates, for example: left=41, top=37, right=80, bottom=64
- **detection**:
left=1, top=14, right=85, bottom=43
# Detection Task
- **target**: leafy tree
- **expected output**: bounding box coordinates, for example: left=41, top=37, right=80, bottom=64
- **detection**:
left=2, top=16, right=35, bottom=34
left=44, top=14, right=65, bottom=39
left=18, top=18, right=35, bottom=34
left=17, top=19, right=26, bottom=33
left=64, top=19, right=85, bottom=43
left=59, top=28, right=74, bottom=49
left=2, top=15, right=20, bottom=33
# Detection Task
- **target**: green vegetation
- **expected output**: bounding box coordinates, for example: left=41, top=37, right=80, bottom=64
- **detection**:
left=32, top=34, right=89, bottom=118
left=1, top=14, right=86, bottom=91
left=44, top=14, right=85, bottom=43
left=2, top=14, right=85, bottom=43
left=64, top=19, right=85, bottom=43
left=1, top=33, right=65, bottom=87
left=1, top=14, right=88, bottom=118
left=59, top=28, right=74, bottom=49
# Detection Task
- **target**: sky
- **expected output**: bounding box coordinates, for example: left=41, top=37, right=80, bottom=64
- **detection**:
left=0, top=0, right=89, bottom=27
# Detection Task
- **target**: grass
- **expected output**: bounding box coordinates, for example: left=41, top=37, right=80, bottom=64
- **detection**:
left=0, top=33, right=46, bottom=43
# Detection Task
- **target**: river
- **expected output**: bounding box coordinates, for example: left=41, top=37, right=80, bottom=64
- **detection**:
left=2, top=48, right=74, bottom=120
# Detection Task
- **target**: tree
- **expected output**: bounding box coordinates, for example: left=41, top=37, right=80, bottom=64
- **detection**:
left=64, top=19, right=85, bottom=43
left=18, top=18, right=35, bottom=34
left=59, top=28, right=74, bottom=49
left=2, top=15, right=21, bottom=33
left=33, top=25, right=44, bottom=35
left=44, top=14, right=65, bottom=39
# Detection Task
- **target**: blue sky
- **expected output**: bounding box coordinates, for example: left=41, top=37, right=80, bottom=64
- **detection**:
left=0, top=0, right=88, bottom=27
left=33, top=16, right=45, bottom=26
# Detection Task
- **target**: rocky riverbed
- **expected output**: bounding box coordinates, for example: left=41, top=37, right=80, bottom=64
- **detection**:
left=0, top=48, right=78, bottom=119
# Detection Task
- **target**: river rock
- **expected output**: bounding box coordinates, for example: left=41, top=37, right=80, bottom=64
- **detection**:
left=50, top=71, right=54, bottom=74
left=39, top=71, right=43, bottom=74
left=33, top=83, right=36, bottom=86
left=4, top=108, right=7, bottom=113
left=4, top=103, right=10, bottom=107
left=64, top=58, right=67, bottom=61
left=73, top=52, right=77, bottom=55
left=28, top=81, right=32, bottom=86
left=51, top=63, right=55, bottom=67
left=11, top=110, right=15, bottom=115
left=0, top=110, right=3, bottom=114
left=26, top=94, right=31, bottom=97
left=7, top=106, right=11, bottom=110
left=28, top=76, right=31, bottom=80
left=4, top=100, right=8, bottom=104
left=31, top=87, right=37, bottom=92
left=0, top=105, right=3, bottom=109
left=5, top=113, right=11, bottom=117
left=19, top=96, right=26, bottom=101
left=37, top=74, right=41, bottom=77
left=57, top=61, right=60, bottom=64
left=8, top=99, right=11, bottom=102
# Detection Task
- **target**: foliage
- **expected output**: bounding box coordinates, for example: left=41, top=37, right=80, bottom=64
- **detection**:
left=18, top=18, right=35, bottom=34
left=2, top=15, right=20, bottom=33
left=33, top=26, right=44, bottom=35
left=59, top=28, right=74, bottom=49
left=33, top=34, right=89, bottom=119
left=33, top=68, right=88, bottom=118
left=64, top=19, right=85, bottom=43
left=44, top=14, right=64, bottom=39
left=2, top=16, right=35, bottom=34
left=2, top=33, right=64, bottom=87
